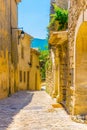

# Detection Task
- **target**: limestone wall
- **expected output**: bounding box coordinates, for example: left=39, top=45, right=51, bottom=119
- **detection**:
left=30, top=49, right=41, bottom=90
left=0, top=0, right=20, bottom=99
left=68, top=0, right=87, bottom=115
left=0, top=0, right=11, bottom=51
left=0, top=51, right=9, bottom=99
left=55, top=0, right=68, bottom=9
left=50, top=0, right=68, bottom=14
left=0, top=0, right=18, bottom=57
left=46, top=68, right=54, bottom=96
left=48, top=0, right=87, bottom=118
left=46, top=51, right=55, bottom=96
left=18, top=33, right=31, bottom=90
left=11, top=0, right=18, bottom=66
left=18, top=34, right=41, bottom=91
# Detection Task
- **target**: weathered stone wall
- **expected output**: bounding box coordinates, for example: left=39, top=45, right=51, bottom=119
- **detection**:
left=0, top=0, right=41, bottom=99
left=18, top=33, right=31, bottom=90
left=0, top=0, right=20, bottom=99
left=0, top=50, right=9, bottom=98
left=68, top=0, right=87, bottom=70
left=46, top=68, right=54, bottom=96
left=0, top=0, right=11, bottom=51
left=11, top=0, right=18, bottom=66
left=68, top=0, right=87, bottom=115
left=50, top=0, right=68, bottom=12
left=30, top=49, right=41, bottom=90
left=50, top=0, right=68, bottom=31
left=18, top=34, right=41, bottom=91
left=55, top=0, right=68, bottom=9
left=48, top=0, right=87, bottom=119
left=46, top=51, right=55, bottom=96
left=0, top=0, right=18, bottom=57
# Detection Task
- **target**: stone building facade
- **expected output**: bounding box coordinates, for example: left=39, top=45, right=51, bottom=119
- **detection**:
left=47, top=0, right=68, bottom=98
left=50, top=0, right=68, bottom=13
left=0, top=0, right=41, bottom=99
left=18, top=33, right=41, bottom=91
left=47, top=0, right=87, bottom=121
left=18, top=33, right=32, bottom=91
left=68, top=0, right=87, bottom=115
left=0, top=0, right=21, bottom=99
left=30, top=48, right=41, bottom=90
left=49, top=0, right=68, bottom=31
left=48, top=31, right=68, bottom=100
left=55, top=0, right=68, bottom=9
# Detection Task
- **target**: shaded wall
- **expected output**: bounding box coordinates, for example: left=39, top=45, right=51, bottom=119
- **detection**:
left=68, top=0, right=87, bottom=115
left=0, top=0, right=20, bottom=99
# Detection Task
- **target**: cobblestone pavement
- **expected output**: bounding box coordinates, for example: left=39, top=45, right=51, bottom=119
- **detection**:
left=0, top=91, right=87, bottom=130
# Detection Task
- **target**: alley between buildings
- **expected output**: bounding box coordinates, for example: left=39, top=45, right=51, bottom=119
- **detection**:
left=0, top=90, right=87, bottom=130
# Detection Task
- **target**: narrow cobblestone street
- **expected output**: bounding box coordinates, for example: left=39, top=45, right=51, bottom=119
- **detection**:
left=0, top=91, right=87, bottom=130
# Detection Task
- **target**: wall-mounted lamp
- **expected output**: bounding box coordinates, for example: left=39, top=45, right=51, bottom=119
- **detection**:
left=11, top=27, right=25, bottom=44
left=19, top=30, right=25, bottom=39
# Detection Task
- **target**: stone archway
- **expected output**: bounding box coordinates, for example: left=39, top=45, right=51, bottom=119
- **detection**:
left=74, top=21, right=87, bottom=115
left=66, top=0, right=87, bottom=115
left=76, top=21, right=87, bottom=86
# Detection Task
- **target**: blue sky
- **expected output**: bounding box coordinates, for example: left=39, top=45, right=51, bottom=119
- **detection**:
left=18, top=0, right=50, bottom=39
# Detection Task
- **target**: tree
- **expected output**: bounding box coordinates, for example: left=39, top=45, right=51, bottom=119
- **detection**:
left=39, top=49, right=49, bottom=81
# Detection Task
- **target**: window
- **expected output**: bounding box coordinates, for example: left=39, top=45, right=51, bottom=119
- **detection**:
left=20, top=71, right=22, bottom=82
left=24, top=71, right=26, bottom=82
left=21, top=46, right=24, bottom=59
left=70, top=68, right=74, bottom=87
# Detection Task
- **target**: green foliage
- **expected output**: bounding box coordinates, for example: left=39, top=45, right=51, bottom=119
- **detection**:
left=45, top=58, right=52, bottom=70
left=39, top=49, right=49, bottom=80
left=49, top=4, right=68, bottom=30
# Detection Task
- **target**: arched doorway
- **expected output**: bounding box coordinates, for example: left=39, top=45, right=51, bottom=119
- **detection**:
left=74, top=21, right=87, bottom=115
left=76, top=21, right=87, bottom=87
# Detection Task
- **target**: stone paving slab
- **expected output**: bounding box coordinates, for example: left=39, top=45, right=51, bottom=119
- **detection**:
left=0, top=91, right=87, bottom=130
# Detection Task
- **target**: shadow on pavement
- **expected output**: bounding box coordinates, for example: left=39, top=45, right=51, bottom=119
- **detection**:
left=0, top=91, right=34, bottom=130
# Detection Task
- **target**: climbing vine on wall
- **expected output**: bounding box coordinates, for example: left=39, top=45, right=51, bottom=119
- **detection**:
left=48, top=4, right=68, bottom=30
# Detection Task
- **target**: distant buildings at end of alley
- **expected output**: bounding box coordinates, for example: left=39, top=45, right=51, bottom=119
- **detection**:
left=31, top=38, right=48, bottom=50
left=46, top=0, right=87, bottom=123
left=0, top=0, right=41, bottom=99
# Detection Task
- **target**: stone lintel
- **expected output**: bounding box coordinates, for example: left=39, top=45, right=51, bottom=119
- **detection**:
left=49, top=31, right=68, bottom=45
